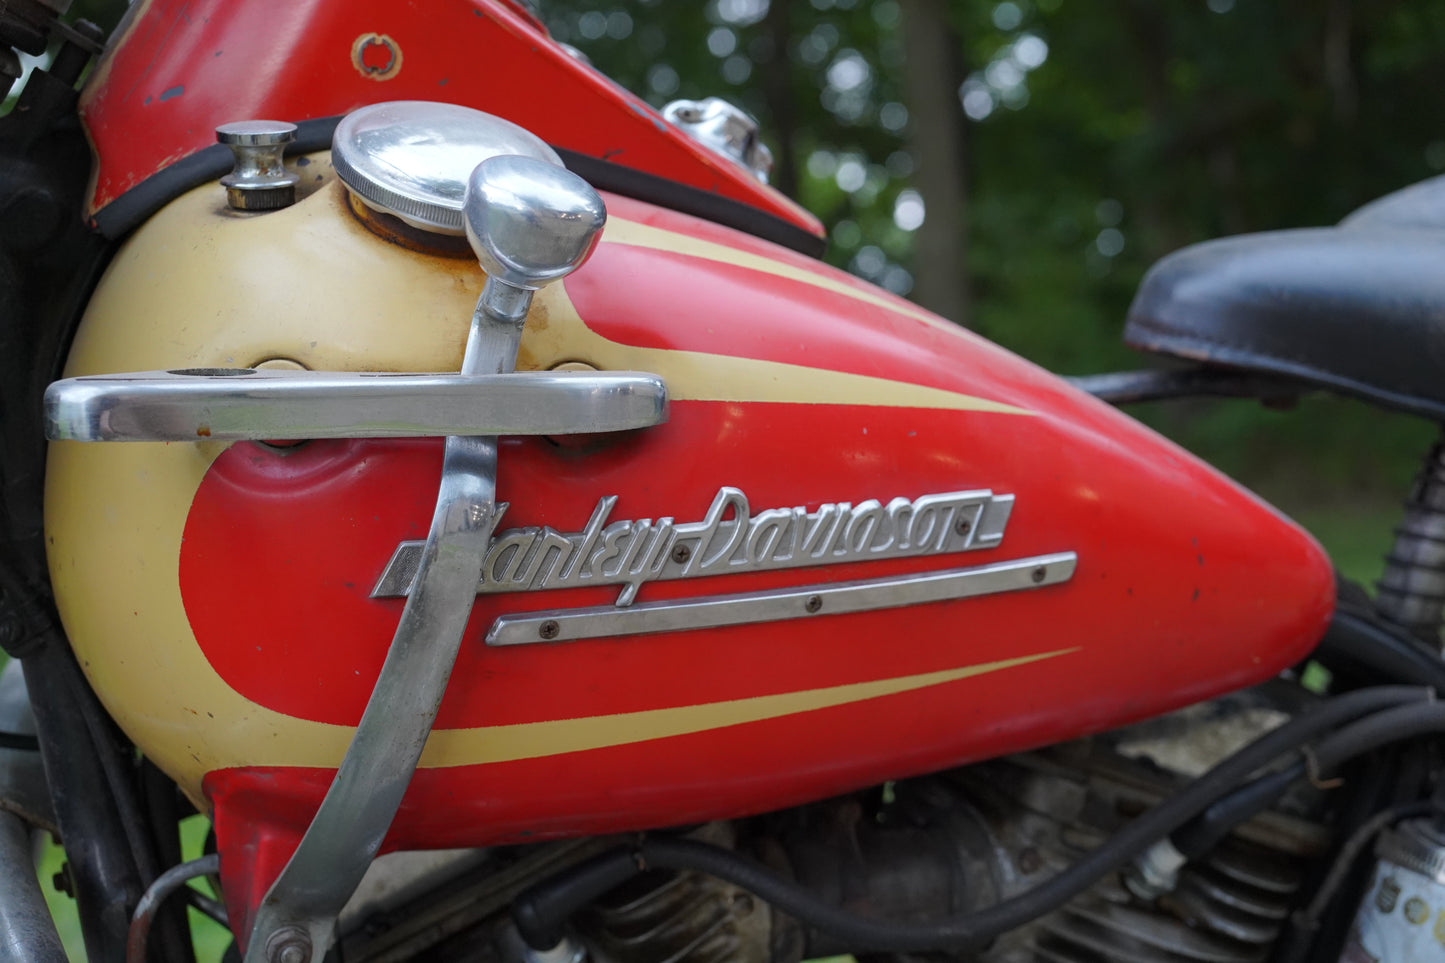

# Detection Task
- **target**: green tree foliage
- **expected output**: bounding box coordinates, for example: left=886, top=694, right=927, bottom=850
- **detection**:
left=541, top=0, right=1445, bottom=565
left=541, top=0, right=1445, bottom=368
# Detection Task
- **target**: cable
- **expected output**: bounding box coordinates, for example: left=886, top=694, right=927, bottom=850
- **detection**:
left=126, top=853, right=221, bottom=963
left=1171, top=763, right=1305, bottom=859
left=1317, top=606, right=1445, bottom=691
left=1271, top=799, right=1437, bottom=963
left=64, top=650, right=160, bottom=883
left=514, top=686, right=1433, bottom=953
left=1301, top=800, right=1433, bottom=926
left=1311, top=701, right=1445, bottom=770
left=0, top=730, right=39, bottom=751
left=185, top=887, right=229, bottom=927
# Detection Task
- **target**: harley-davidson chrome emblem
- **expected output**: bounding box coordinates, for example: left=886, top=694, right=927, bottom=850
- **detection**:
left=372, top=486, right=1014, bottom=607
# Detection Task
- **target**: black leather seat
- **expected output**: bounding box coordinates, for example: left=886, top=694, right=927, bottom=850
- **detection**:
left=1124, top=175, right=1445, bottom=420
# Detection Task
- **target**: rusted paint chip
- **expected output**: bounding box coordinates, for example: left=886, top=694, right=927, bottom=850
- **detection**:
left=351, top=33, right=403, bottom=81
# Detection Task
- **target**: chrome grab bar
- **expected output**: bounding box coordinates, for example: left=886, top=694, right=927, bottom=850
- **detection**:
left=44, top=367, right=667, bottom=443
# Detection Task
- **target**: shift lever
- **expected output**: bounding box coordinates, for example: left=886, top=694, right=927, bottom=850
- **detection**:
left=467, top=155, right=607, bottom=303
left=461, top=155, right=607, bottom=373
left=244, top=157, right=606, bottom=963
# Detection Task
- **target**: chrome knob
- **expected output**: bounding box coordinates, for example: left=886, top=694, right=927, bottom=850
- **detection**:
left=463, top=154, right=606, bottom=317
left=662, top=97, right=773, bottom=184
left=216, top=120, right=300, bottom=211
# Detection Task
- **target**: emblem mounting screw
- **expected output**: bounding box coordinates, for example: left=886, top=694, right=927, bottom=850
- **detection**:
left=1031, top=566, right=1047, bottom=583
left=805, top=595, right=823, bottom=614
left=955, top=517, right=972, bottom=536
left=539, top=620, right=561, bottom=640
left=671, top=543, right=692, bottom=564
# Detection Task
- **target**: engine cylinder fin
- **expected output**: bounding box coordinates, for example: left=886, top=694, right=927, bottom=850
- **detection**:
left=580, top=864, right=772, bottom=963
left=952, top=710, right=1318, bottom=963
left=1044, top=901, right=1259, bottom=963
left=1176, top=857, right=1297, bottom=919
left=1193, top=844, right=1300, bottom=895
left=1166, top=886, right=1280, bottom=945
left=1173, top=871, right=1289, bottom=921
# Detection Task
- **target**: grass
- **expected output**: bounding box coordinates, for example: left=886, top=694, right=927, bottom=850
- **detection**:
left=41, top=814, right=232, bottom=962
left=1288, top=501, right=1400, bottom=589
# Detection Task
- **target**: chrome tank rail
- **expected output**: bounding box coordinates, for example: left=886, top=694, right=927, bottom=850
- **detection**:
left=44, top=368, right=666, bottom=443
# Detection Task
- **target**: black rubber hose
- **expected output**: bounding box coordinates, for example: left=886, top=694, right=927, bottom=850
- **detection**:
left=1171, top=764, right=1305, bottom=859
left=514, top=686, right=1431, bottom=952
left=1315, top=608, right=1445, bottom=692
left=1314, top=701, right=1445, bottom=773
left=1173, top=701, right=1445, bottom=857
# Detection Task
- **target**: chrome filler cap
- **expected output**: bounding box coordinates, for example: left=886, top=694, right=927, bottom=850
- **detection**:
left=332, top=101, right=563, bottom=236
left=662, top=97, right=773, bottom=184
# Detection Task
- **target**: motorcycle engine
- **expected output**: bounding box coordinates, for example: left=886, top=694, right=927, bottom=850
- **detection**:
left=580, top=685, right=1323, bottom=960
left=948, top=707, right=1328, bottom=963
left=336, top=688, right=1330, bottom=963
left=752, top=687, right=1327, bottom=963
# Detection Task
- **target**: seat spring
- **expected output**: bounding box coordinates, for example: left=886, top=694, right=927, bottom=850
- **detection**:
left=1375, top=430, right=1445, bottom=646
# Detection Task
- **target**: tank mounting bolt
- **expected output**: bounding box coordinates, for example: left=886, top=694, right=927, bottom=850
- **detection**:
left=539, top=620, right=561, bottom=641
left=805, top=595, right=823, bottom=614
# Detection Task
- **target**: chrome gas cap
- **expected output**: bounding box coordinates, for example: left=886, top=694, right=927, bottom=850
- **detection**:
left=331, top=101, right=563, bottom=235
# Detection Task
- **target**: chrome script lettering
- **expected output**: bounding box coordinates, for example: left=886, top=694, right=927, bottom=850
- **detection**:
left=372, top=486, right=1014, bottom=607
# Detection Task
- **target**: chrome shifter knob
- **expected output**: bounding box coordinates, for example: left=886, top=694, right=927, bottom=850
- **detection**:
left=463, top=155, right=607, bottom=305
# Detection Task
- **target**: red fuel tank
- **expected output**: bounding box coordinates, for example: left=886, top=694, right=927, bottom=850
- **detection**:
left=49, top=168, right=1332, bottom=932
left=47, top=0, right=1335, bottom=941
left=190, top=188, right=1334, bottom=844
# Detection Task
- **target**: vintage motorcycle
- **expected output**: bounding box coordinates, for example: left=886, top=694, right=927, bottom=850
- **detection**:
left=4, top=2, right=1445, bottom=962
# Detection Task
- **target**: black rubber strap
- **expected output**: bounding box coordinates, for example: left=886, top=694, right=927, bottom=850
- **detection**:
left=552, top=147, right=826, bottom=259
left=89, top=116, right=828, bottom=259
left=90, top=115, right=342, bottom=239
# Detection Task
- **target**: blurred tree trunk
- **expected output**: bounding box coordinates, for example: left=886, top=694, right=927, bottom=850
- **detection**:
left=1117, top=0, right=1192, bottom=257
left=1324, top=0, right=1357, bottom=125
left=898, top=0, right=971, bottom=326
left=759, top=0, right=798, bottom=198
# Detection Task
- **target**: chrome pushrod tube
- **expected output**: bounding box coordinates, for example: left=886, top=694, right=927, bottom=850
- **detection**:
left=45, top=368, right=667, bottom=443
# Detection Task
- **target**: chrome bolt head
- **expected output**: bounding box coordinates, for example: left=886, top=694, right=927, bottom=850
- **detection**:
left=463, top=155, right=607, bottom=292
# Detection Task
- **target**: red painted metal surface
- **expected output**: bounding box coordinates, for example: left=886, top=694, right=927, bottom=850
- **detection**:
left=79, top=0, right=821, bottom=236
left=75, top=1, right=1334, bottom=940
left=184, top=198, right=1335, bottom=940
